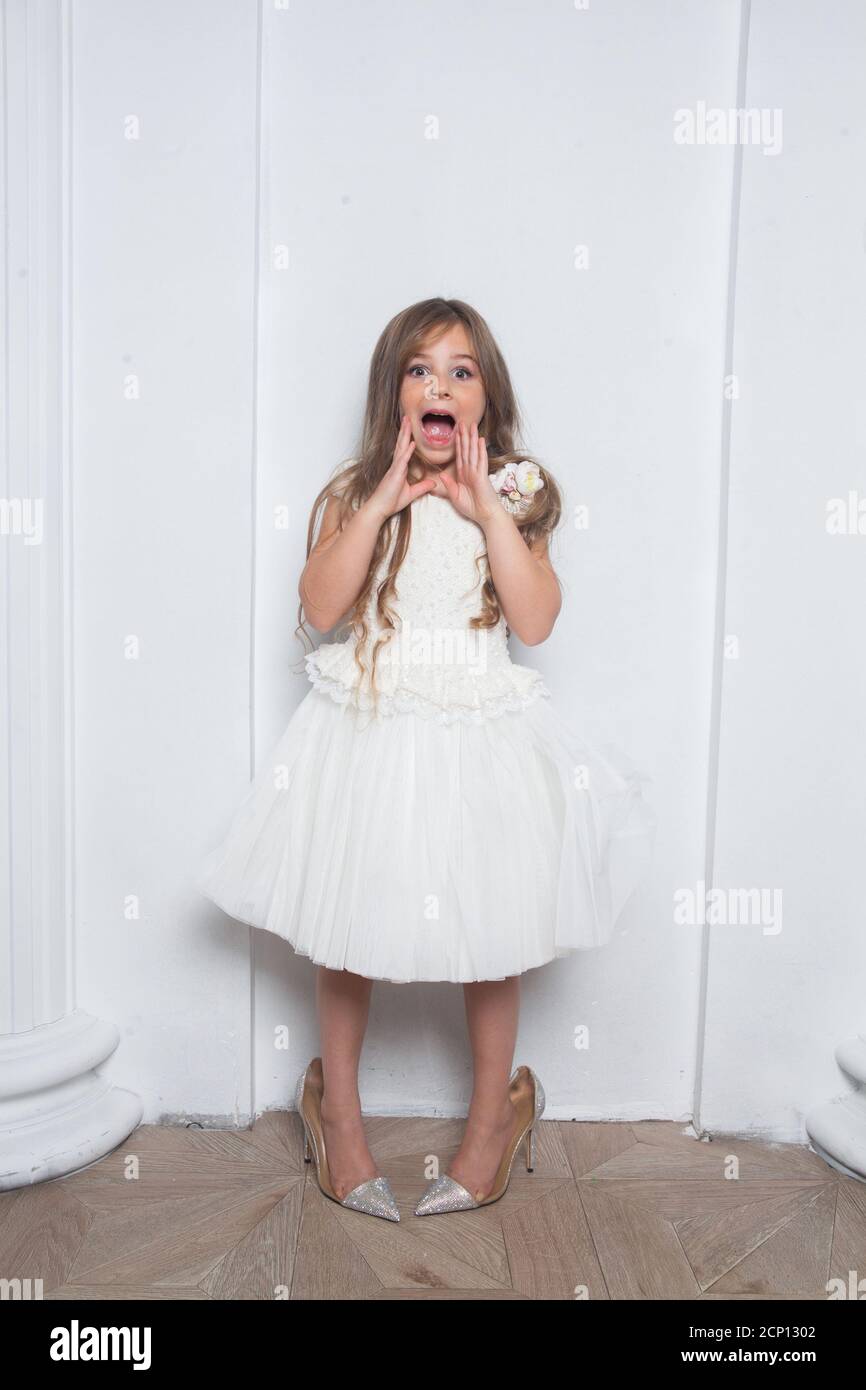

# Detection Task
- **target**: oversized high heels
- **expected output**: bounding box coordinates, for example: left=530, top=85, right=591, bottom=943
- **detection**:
left=414, top=1064, right=545, bottom=1216
left=295, top=1057, right=400, bottom=1222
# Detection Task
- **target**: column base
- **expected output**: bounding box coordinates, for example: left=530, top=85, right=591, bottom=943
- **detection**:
left=0, top=1010, right=143, bottom=1191
left=805, top=1034, right=866, bottom=1184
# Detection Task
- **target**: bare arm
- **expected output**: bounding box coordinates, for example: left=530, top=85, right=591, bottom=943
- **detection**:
left=299, top=417, right=437, bottom=633
left=298, top=495, right=385, bottom=633
left=479, top=506, right=562, bottom=646
left=439, top=421, right=561, bottom=646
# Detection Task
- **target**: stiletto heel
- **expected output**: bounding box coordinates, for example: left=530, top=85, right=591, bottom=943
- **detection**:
left=415, top=1064, right=546, bottom=1215
left=295, top=1057, right=400, bottom=1222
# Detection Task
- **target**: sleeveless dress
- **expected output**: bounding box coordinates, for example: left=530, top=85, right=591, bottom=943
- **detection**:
left=195, top=489, right=656, bottom=982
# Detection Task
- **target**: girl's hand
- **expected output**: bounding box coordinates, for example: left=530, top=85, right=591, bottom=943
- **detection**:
left=365, top=416, right=438, bottom=523
left=439, top=422, right=500, bottom=527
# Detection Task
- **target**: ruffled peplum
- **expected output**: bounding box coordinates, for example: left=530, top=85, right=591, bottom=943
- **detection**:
left=303, top=632, right=550, bottom=725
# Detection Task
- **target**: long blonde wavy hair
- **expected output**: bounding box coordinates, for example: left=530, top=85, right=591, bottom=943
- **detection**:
left=295, top=297, right=562, bottom=694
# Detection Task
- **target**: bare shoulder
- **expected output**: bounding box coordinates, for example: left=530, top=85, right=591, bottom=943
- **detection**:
left=528, top=532, right=558, bottom=576
left=310, top=459, right=361, bottom=553
left=310, top=493, right=350, bottom=555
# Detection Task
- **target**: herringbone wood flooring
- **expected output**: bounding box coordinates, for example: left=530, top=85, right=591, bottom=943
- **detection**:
left=1, top=1113, right=861, bottom=1300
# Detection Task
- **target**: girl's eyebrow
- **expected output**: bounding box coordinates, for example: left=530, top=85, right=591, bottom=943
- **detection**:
left=409, top=352, right=479, bottom=366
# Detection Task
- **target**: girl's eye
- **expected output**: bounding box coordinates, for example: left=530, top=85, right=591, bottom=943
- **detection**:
left=407, top=364, right=473, bottom=380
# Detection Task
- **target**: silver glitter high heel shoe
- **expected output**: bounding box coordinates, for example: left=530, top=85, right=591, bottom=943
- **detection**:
left=414, top=1064, right=545, bottom=1216
left=296, top=1057, right=400, bottom=1222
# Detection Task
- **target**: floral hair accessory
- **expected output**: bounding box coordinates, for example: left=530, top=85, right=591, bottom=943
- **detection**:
left=489, top=460, right=545, bottom=514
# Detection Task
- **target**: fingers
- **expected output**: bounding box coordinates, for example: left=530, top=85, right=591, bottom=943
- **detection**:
left=468, top=421, right=479, bottom=475
left=438, top=469, right=457, bottom=499
left=457, top=421, right=487, bottom=486
left=473, top=424, right=486, bottom=476
left=398, top=414, right=414, bottom=460
left=407, top=476, right=438, bottom=502
left=390, top=415, right=414, bottom=474
left=456, top=420, right=470, bottom=483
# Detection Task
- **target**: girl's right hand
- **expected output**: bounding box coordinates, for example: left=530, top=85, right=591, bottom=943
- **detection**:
left=364, top=416, right=438, bottom=522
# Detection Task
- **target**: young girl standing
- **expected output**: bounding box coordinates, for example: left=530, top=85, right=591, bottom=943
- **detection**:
left=197, top=298, right=655, bottom=1222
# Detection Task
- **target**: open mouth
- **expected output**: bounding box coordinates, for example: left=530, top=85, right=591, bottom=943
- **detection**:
left=420, top=410, right=456, bottom=447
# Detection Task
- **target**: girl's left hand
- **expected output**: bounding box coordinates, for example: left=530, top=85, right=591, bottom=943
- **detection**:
left=439, top=422, right=500, bottom=527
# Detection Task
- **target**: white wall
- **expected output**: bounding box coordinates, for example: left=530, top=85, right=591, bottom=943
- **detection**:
left=68, top=0, right=864, bottom=1137
left=704, top=0, right=866, bottom=1139
left=73, top=0, right=260, bottom=1122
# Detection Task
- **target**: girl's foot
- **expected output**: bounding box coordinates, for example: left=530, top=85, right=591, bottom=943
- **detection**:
left=447, top=1092, right=517, bottom=1203
left=319, top=1092, right=379, bottom=1200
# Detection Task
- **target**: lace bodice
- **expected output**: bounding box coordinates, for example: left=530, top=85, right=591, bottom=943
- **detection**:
left=304, top=491, right=550, bottom=723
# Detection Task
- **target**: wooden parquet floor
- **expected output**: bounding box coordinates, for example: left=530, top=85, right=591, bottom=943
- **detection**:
left=2, top=1113, right=862, bottom=1300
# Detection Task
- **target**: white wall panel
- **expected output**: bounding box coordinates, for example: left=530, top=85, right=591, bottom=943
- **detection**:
left=62, top=0, right=863, bottom=1137
left=704, top=0, right=866, bottom=1139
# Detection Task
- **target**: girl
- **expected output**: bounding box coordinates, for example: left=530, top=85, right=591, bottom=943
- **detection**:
left=197, top=298, right=655, bottom=1223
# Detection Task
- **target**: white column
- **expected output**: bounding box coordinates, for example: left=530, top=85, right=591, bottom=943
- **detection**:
left=806, top=1038, right=866, bottom=1182
left=0, top=0, right=141, bottom=1190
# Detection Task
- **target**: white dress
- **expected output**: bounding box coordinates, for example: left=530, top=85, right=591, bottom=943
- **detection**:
left=195, top=489, right=656, bottom=982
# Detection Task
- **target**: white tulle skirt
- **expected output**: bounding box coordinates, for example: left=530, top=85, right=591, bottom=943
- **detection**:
left=195, top=686, right=656, bottom=983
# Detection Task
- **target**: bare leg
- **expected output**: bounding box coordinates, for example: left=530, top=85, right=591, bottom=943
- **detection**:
left=316, top=966, right=379, bottom=1199
left=447, top=976, right=521, bottom=1202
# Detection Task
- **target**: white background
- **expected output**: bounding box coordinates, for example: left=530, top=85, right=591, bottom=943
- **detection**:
left=70, top=0, right=866, bottom=1138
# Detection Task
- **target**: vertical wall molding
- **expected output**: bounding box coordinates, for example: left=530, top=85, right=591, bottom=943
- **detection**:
left=691, top=0, right=752, bottom=1136
left=0, top=0, right=141, bottom=1190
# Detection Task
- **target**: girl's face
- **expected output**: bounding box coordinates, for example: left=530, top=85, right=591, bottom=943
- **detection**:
left=399, top=322, right=486, bottom=468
